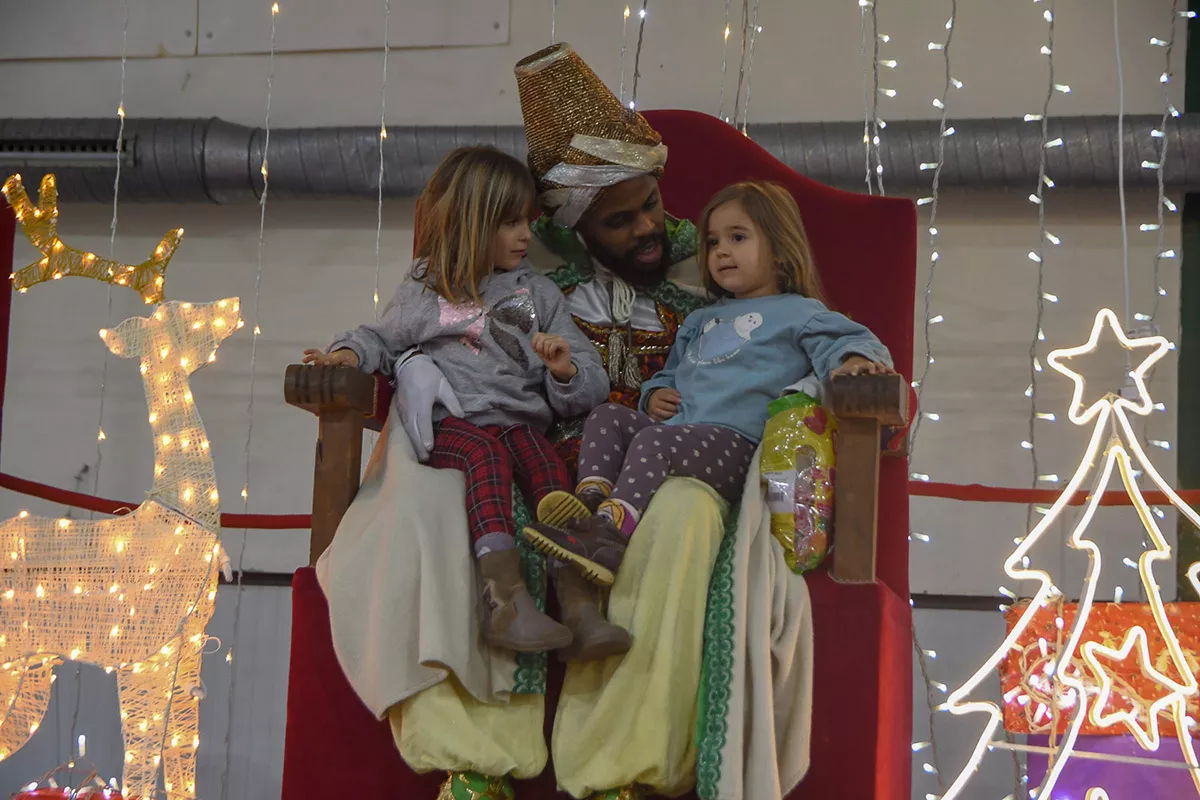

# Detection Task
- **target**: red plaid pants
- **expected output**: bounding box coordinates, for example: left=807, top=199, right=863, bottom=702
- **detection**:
left=429, top=416, right=570, bottom=543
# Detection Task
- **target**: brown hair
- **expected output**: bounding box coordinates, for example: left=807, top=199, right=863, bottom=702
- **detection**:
left=697, top=181, right=827, bottom=304
left=412, top=146, right=537, bottom=304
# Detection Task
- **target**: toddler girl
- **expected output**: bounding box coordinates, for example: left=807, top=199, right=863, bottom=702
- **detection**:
left=525, top=181, right=894, bottom=586
left=305, top=146, right=609, bottom=651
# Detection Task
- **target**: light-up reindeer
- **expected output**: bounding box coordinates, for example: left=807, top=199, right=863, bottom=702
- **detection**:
left=0, top=174, right=241, bottom=799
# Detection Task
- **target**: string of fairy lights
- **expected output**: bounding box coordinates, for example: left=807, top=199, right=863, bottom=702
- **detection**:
left=732, top=1, right=761, bottom=134
left=1021, top=0, right=1068, bottom=535
left=61, top=0, right=133, bottom=773
left=962, top=4, right=1072, bottom=797
left=620, top=5, right=632, bottom=106
left=373, top=1, right=393, bottom=320
left=1133, top=0, right=1185, bottom=553
left=869, top=0, right=890, bottom=196
left=360, top=0, right=394, bottom=470
left=716, top=1, right=731, bottom=121
left=1147, top=1, right=1182, bottom=331
left=908, top=6, right=958, bottom=791
left=857, top=0, right=895, bottom=196
left=218, top=4, right=278, bottom=798
left=1106, top=0, right=1193, bottom=610
left=731, top=2, right=749, bottom=125
left=995, top=2, right=1070, bottom=793
left=711, top=1, right=764, bottom=131
left=91, top=0, right=131, bottom=493
left=628, top=0, right=650, bottom=110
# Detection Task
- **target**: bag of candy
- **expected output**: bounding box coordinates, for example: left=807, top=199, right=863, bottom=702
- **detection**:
left=760, top=392, right=838, bottom=573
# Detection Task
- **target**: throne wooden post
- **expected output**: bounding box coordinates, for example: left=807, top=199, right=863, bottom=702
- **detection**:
left=281, top=110, right=916, bottom=800
left=282, top=364, right=378, bottom=566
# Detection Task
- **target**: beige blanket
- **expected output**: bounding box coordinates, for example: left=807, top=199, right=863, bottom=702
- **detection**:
left=315, top=406, right=521, bottom=717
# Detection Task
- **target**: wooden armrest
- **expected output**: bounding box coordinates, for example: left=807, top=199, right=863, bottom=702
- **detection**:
left=284, top=365, right=377, bottom=565
left=829, top=373, right=908, bottom=584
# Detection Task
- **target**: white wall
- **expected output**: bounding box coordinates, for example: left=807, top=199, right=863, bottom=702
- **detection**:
left=0, top=0, right=1183, bottom=126
left=0, top=1, right=1189, bottom=798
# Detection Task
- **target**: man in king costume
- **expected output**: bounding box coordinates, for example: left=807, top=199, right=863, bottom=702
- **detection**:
left=316, top=44, right=815, bottom=800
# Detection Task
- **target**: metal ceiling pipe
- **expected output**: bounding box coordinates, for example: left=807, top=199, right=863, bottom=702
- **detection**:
left=2, top=114, right=1196, bottom=204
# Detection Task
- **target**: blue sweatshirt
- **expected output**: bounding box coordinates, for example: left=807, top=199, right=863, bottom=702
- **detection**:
left=639, top=294, right=892, bottom=442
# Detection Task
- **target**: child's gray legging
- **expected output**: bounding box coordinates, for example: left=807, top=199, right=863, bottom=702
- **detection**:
left=577, top=402, right=756, bottom=514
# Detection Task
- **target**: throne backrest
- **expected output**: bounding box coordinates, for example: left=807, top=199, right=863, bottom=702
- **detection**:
left=643, top=110, right=916, bottom=599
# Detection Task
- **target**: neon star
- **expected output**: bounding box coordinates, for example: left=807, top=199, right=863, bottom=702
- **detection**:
left=1082, top=625, right=1190, bottom=749
left=1046, top=308, right=1171, bottom=424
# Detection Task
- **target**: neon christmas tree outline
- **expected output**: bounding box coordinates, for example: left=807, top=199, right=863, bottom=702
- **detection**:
left=941, top=308, right=1200, bottom=800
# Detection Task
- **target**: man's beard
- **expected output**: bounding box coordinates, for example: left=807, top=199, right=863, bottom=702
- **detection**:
left=580, top=230, right=671, bottom=287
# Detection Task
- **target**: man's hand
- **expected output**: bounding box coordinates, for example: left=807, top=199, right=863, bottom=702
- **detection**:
left=302, top=348, right=360, bottom=368
left=646, top=387, right=681, bottom=421
left=831, top=355, right=894, bottom=378
left=533, top=332, right=577, bottom=381
left=394, top=353, right=464, bottom=461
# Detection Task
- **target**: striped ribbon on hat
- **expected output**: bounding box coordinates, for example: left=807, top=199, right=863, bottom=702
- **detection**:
left=541, top=134, right=668, bottom=228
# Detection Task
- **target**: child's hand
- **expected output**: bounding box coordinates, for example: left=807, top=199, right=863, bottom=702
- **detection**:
left=302, top=348, right=360, bottom=368
left=533, top=333, right=577, bottom=381
left=831, top=355, right=894, bottom=378
left=646, top=388, right=681, bottom=421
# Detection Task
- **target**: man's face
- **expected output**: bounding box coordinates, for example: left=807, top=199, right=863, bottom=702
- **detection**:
left=575, top=175, right=669, bottom=284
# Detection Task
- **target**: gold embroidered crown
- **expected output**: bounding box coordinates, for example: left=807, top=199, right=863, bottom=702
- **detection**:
left=2, top=173, right=181, bottom=303
left=514, top=43, right=663, bottom=194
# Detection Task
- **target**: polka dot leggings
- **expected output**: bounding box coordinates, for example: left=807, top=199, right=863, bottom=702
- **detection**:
left=577, top=403, right=756, bottom=515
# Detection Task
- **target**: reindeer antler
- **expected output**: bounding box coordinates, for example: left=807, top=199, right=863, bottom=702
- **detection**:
left=1, top=173, right=181, bottom=304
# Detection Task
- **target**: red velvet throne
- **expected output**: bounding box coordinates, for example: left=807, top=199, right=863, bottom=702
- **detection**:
left=282, top=109, right=916, bottom=799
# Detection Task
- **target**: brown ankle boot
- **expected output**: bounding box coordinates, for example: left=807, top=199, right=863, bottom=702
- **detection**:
left=553, top=564, right=631, bottom=662
left=478, top=549, right=573, bottom=652
left=523, top=514, right=628, bottom=587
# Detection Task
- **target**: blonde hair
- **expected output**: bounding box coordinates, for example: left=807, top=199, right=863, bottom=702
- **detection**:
left=697, top=181, right=827, bottom=304
left=413, top=146, right=537, bottom=304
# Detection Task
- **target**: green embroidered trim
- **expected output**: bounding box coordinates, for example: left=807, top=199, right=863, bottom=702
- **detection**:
left=533, top=215, right=704, bottom=319
left=694, top=504, right=740, bottom=800
left=511, top=486, right=548, bottom=695
left=665, top=214, right=698, bottom=266
left=642, top=278, right=706, bottom=319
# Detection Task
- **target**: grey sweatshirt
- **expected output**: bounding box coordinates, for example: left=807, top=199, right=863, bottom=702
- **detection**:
left=329, top=263, right=609, bottom=431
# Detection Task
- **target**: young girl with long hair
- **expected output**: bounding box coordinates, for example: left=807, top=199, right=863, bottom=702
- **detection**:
left=305, top=146, right=610, bottom=652
left=525, top=181, right=895, bottom=588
